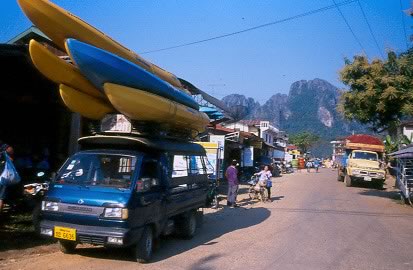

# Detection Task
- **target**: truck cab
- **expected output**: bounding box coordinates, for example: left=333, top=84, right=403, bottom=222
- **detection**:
left=39, top=135, right=209, bottom=263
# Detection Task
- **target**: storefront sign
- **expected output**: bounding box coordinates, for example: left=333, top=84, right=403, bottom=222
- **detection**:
left=250, top=141, right=262, bottom=149
left=196, top=142, right=221, bottom=179
left=209, top=135, right=225, bottom=159
left=242, top=147, right=254, bottom=167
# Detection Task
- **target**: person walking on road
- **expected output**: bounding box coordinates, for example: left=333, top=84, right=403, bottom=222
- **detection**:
left=314, top=159, right=320, bottom=173
left=255, top=165, right=273, bottom=202
left=225, top=159, right=239, bottom=208
left=306, top=160, right=312, bottom=173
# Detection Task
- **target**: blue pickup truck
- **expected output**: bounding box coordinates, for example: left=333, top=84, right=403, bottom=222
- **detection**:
left=39, top=135, right=209, bottom=262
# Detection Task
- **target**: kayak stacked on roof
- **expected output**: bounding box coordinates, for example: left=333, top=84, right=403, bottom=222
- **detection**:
left=18, top=0, right=210, bottom=137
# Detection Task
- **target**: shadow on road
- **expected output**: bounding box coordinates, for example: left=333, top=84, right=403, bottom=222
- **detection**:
left=358, top=189, right=401, bottom=202
left=188, top=253, right=224, bottom=270
left=74, top=207, right=271, bottom=263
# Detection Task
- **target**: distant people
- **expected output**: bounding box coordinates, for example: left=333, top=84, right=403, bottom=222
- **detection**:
left=255, top=165, right=272, bottom=202
left=225, top=159, right=239, bottom=208
left=314, top=159, right=320, bottom=173
left=0, top=143, right=16, bottom=214
left=306, top=160, right=312, bottom=173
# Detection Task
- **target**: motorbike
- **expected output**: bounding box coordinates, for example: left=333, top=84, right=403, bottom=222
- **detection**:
left=206, top=176, right=219, bottom=209
left=247, top=175, right=267, bottom=201
left=23, top=171, right=50, bottom=232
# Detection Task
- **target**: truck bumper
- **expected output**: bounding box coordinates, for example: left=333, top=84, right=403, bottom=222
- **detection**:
left=351, top=175, right=385, bottom=182
left=40, top=220, right=143, bottom=247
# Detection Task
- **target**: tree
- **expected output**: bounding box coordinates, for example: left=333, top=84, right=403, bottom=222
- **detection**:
left=338, top=49, right=413, bottom=134
left=289, top=132, right=319, bottom=154
left=384, top=134, right=413, bottom=155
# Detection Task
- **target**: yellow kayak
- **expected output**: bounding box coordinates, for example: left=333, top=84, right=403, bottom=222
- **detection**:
left=104, top=83, right=210, bottom=134
left=29, top=39, right=105, bottom=99
left=59, top=84, right=114, bottom=120
left=18, top=0, right=185, bottom=91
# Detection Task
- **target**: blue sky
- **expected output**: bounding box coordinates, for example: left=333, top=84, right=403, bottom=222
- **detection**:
left=1, top=0, right=412, bottom=104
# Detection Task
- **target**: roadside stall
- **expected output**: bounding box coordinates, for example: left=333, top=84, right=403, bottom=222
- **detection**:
left=389, top=146, right=413, bottom=206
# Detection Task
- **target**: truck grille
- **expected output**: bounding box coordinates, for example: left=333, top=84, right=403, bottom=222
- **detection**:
left=58, top=203, right=104, bottom=217
left=369, top=172, right=379, bottom=178
left=78, top=235, right=106, bottom=245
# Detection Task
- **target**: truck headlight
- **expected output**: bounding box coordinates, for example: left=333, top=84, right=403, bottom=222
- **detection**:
left=352, top=170, right=360, bottom=175
left=103, top=208, right=128, bottom=219
left=42, top=201, right=59, bottom=212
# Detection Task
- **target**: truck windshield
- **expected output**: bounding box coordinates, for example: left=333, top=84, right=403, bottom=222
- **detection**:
left=352, top=152, right=377, bottom=161
left=56, top=153, right=137, bottom=189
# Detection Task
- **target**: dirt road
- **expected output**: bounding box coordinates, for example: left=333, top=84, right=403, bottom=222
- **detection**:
left=1, top=169, right=412, bottom=270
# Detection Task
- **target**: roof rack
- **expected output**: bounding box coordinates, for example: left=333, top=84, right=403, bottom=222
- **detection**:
left=88, top=114, right=199, bottom=141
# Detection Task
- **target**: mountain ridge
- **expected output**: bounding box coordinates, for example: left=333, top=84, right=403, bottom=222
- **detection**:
left=221, top=78, right=369, bottom=156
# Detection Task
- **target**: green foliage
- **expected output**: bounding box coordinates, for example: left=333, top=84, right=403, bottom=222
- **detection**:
left=289, top=132, right=320, bottom=153
left=338, top=49, right=413, bottom=133
left=384, top=135, right=398, bottom=154
left=384, top=134, right=413, bottom=155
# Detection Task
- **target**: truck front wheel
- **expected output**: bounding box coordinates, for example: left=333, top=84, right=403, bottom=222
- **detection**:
left=59, top=240, right=77, bottom=254
left=345, top=175, right=352, bottom=187
left=134, top=226, right=153, bottom=263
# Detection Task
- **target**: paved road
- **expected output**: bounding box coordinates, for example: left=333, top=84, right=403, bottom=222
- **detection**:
left=2, top=169, right=413, bottom=270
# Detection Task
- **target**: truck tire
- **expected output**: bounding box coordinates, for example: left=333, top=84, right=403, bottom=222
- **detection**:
left=345, top=175, right=352, bottom=187
left=177, top=210, right=197, bottom=239
left=337, top=172, right=344, bottom=182
left=59, top=240, right=77, bottom=254
left=375, top=180, right=384, bottom=190
left=133, top=226, right=153, bottom=263
left=337, top=167, right=344, bottom=181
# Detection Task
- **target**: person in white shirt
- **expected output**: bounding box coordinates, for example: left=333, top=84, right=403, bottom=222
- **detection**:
left=255, top=165, right=272, bottom=202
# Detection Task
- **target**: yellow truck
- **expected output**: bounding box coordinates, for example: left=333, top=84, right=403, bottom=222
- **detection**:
left=337, top=134, right=386, bottom=188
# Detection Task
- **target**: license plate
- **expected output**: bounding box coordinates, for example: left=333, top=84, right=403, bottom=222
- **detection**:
left=364, top=176, right=372, bottom=181
left=54, top=226, right=76, bottom=241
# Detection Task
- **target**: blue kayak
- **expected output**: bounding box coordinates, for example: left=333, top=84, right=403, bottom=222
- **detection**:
left=200, top=106, right=218, bottom=113
left=65, top=38, right=199, bottom=110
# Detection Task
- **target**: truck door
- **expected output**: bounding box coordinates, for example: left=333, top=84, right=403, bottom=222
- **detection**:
left=132, top=156, right=163, bottom=229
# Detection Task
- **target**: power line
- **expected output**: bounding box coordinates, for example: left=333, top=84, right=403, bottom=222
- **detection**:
left=399, top=0, right=410, bottom=50
left=140, top=0, right=358, bottom=54
left=356, top=0, right=384, bottom=58
left=332, top=0, right=367, bottom=56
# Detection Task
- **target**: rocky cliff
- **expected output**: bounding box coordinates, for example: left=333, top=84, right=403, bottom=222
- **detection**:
left=222, top=78, right=368, bottom=156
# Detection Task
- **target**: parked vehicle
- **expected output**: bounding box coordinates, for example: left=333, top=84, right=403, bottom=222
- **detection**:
left=247, top=175, right=267, bottom=201
left=336, top=134, right=386, bottom=188
left=388, top=147, right=413, bottom=206
left=39, top=134, right=209, bottom=263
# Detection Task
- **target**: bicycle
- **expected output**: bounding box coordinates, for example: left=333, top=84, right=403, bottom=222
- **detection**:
left=247, top=176, right=267, bottom=202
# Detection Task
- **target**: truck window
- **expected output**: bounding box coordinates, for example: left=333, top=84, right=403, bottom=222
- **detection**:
left=189, top=155, right=208, bottom=175
left=137, top=159, right=160, bottom=192
left=172, top=155, right=207, bottom=177
left=351, top=152, right=378, bottom=161
left=57, top=153, right=137, bottom=188
left=172, top=155, right=189, bottom=178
